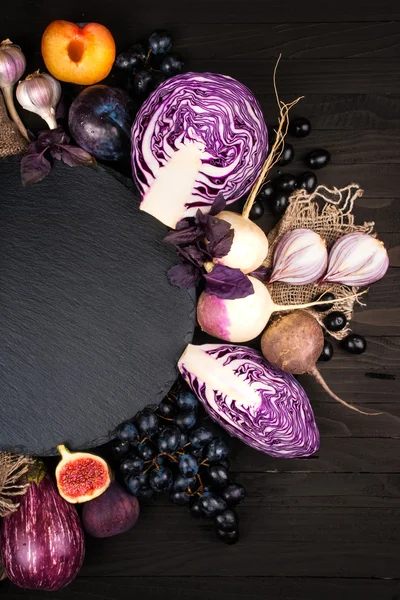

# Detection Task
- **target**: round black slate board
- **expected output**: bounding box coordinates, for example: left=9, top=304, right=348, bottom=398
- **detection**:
left=0, top=156, right=196, bottom=456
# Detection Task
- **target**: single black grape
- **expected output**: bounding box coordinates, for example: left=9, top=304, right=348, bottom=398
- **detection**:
left=137, top=439, right=157, bottom=461
left=215, top=509, right=238, bottom=532
left=137, top=486, right=157, bottom=504
left=120, top=454, right=144, bottom=476
left=190, top=498, right=203, bottom=518
left=271, top=193, right=289, bottom=215
left=179, top=431, right=189, bottom=447
left=249, top=201, right=264, bottom=221
left=170, top=490, right=190, bottom=505
left=179, top=454, right=199, bottom=478
left=174, top=410, right=197, bottom=431
left=204, top=438, right=229, bottom=463
left=218, top=458, right=230, bottom=471
left=160, top=53, right=184, bottom=76
left=313, top=292, right=336, bottom=313
left=340, top=333, right=367, bottom=355
left=192, top=447, right=204, bottom=459
left=136, top=408, right=159, bottom=437
left=128, top=43, right=147, bottom=63
left=278, top=143, right=294, bottom=166
left=207, top=464, right=229, bottom=489
left=157, top=426, right=181, bottom=453
left=189, top=427, right=214, bottom=449
left=221, top=483, right=245, bottom=506
left=318, top=339, right=334, bottom=362
left=158, top=397, right=178, bottom=419
left=148, top=30, right=173, bottom=55
left=297, top=171, right=317, bottom=193
left=172, top=473, right=197, bottom=492
left=307, top=148, right=331, bottom=170
left=114, top=51, right=143, bottom=73
left=324, top=311, right=347, bottom=332
left=258, top=182, right=275, bottom=202
left=198, top=492, right=227, bottom=517
left=116, top=422, right=139, bottom=444
left=275, top=173, right=297, bottom=193
left=176, top=390, right=198, bottom=412
left=290, top=117, right=311, bottom=138
left=134, top=69, right=155, bottom=95
left=149, top=466, right=173, bottom=492
left=111, top=439, right=130, bottom=459
left=216, top=528, right=239, bottom=545
left=125, top=473, right=148, bottom=496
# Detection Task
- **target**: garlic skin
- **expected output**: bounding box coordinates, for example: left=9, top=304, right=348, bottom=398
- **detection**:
left=270, top=228, right=328, bottom=285
left=17, top=71, right=61, bottom=130
left=0, top=38, right=28, bottom=140
left=322, top=232, right=389, bottom=286
left=0, top=39, right=25, bottom=87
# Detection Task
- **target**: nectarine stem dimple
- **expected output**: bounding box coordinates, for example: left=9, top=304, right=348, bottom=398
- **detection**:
left=68, top=39, right=85, bottom=63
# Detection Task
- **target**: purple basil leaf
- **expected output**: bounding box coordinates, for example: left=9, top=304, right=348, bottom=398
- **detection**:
left=250, top=265, right=271, bottom=282
left=175, top=217, right=195, bottom=231
left=21, top=152, right=52, bottom=185
left=164, top=225, right=203, bottom=246
left=176, top=244, right=206, bottom=267
left=209, top=228, right=234, bottom=259
left=168, top=262, right=201, bottom=289
left=36, top=126, right=69, bottom=150
left=60, top=145, right=95, bottom=168
left=209, top=193, right=226, bottom=216
left=50, top=145, right=63, bottom=160
left=204, top=264, right=254, bottom=300
left=204, top=216, right=231, bottom=245
left=195, top=208, right=210, bottom=229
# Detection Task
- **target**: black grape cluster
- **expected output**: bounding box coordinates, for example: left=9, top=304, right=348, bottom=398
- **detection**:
left=111, top=384, right=245, bottom=544
left=113, top=30, right=184, bottom=101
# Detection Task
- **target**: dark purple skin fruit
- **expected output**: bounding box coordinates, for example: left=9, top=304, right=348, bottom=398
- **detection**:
left=82, top=480, right=140, bottom=538
left=1, top=473, right=85, bottom=591
left=68, top=85, right=135, bottom=161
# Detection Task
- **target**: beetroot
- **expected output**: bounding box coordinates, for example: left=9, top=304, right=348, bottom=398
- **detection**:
left=81, top=481, right=140, bottom=538
left=261, top=310, right=379, bottom=416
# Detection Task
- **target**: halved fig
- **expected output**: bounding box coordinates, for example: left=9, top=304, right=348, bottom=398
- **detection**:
left=56, top=444, right=111, bottom=504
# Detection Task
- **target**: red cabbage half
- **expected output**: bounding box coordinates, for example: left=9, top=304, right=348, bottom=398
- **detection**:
left=131, top=72, right=268, bottom=228
left=178, top=344, right=320, bottom=458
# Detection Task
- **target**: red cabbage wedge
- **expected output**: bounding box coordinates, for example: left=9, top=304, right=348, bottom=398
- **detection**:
left=131, top=72, right=268, bottom=228
left=178, top=344, right=320, bottom=458
left=1, top=466, right=85, bottom=591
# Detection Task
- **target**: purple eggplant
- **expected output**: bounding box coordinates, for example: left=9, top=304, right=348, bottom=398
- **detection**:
left=0, top=469, right=85, bottom=591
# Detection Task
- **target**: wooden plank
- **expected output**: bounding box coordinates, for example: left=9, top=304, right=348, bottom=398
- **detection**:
left=259, top=94, right=400, bottom=130
left=2, top=577, right=400, bottom=600
left=229, top=437, right=400, bottom=473
left=187, top=59, right=400, bottom=94
left=173, top=22, right=400, bottom=59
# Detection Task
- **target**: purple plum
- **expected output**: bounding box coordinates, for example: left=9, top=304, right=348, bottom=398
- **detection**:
left=69, top=85, right=135, bottom=161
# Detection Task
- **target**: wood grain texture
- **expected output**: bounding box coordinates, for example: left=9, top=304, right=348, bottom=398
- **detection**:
left=0, top=0, right=400, bottom=598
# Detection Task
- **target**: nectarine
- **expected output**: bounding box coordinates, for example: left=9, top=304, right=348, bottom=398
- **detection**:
left=42, top=20, right=116, bottom=85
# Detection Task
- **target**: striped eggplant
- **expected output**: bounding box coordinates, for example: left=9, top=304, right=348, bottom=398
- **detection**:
left=0, top=467, right=85, bottom=590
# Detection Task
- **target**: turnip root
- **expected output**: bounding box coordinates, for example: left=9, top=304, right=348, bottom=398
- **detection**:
left=260, top=310, right=381, bottom=415
left=213, top=211, right=269, bottom=274
left=197, top=276, right=363, bottom=344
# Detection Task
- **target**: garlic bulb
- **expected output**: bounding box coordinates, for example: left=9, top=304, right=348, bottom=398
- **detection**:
left=322, top=232, right=389, bottom=286
left=270, top=228, right=328, bottom=285
left=17, top=71, right=61, bottom=129
left=0, top=38, right=28, bottom=140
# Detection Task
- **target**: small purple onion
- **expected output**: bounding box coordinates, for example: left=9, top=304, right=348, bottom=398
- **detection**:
left=270, top=228, right=328, bottom=285
left=322, top=232, right=389, bottom=286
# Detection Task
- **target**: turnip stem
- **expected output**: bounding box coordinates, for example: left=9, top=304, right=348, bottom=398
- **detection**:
left=310, top=367, right=382, bottom=416
left=242, top=56, right=303, bottom=219
left=2, top=85, right=29, bottom=141
left=273, top=289, right=367, bottom=313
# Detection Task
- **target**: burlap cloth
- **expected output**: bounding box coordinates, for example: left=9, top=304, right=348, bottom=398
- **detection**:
left=0, top=90, right=27, bottom=157
left=265, top=183, right=375, bottom=339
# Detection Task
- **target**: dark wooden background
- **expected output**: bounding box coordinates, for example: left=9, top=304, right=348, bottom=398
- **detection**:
left=2, top=1, right=400, bottom=598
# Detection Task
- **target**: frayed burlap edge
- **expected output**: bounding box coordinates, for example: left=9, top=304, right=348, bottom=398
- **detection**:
left=264, top=183, right=375, bottom=340
left=0, top=90, right=27, bottom=157
left=0, top=452, right=34, bottom=517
